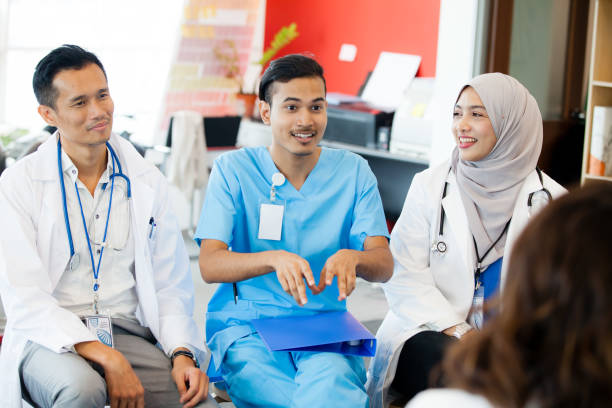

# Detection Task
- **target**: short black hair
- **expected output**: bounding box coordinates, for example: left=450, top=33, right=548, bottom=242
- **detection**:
left=258, top=54, right=326, bottom=105
left=33, top=44, right=106, bottom=108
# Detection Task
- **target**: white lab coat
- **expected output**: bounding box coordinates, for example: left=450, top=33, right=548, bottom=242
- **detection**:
left=406, top=389, right=493, bottom=408
left=366, top=161, right=566, bottom=408
left=0, top=133, right=206, bottom=407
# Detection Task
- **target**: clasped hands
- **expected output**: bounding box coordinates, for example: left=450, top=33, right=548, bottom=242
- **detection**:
left=272, top=249, right=359, bottom=306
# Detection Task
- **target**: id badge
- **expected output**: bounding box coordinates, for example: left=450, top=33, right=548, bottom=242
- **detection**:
left=469, top=285, right=484, bottom=330
left=84, top=314, right=114, bottom=348
left=258, top=200, right=285, bottom=241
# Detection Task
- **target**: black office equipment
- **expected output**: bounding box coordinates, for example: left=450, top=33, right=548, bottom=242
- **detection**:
left=325, top=103, right=394, bottom=149
left=166, top=115, right=241, bottom=148
left=203, top=116, right=241, bottom=147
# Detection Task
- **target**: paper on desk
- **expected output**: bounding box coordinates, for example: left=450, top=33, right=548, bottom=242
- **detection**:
left=361, top=52, right=421, bottom=110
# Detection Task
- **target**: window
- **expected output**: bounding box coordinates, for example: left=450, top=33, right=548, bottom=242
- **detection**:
left=0, top=0, right=182, bottom=144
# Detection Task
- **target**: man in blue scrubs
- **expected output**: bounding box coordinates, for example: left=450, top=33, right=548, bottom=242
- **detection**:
left=195, top=54, right=394, bottom=407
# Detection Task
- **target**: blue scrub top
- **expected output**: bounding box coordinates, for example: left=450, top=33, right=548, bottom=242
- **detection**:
left=195, top=146, right=389, bottom=366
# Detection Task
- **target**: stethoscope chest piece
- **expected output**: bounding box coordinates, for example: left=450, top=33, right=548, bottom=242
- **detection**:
left=431, top=240, right=447, bottom=255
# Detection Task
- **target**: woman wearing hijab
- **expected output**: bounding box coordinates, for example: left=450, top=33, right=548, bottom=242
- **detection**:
left=407, top=182, right=612, bottom=408
left=366, top=73, right=566, bottom=408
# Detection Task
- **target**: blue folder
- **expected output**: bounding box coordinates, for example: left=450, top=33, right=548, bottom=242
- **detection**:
left=206, top=355, right=224, bottom=383
left=251, top=310, right=377, bottom=357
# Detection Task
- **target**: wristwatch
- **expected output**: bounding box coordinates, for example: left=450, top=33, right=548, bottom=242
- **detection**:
left=452, top=322, right=472, bottom=339
left=170, top=349, right=199, bottom=368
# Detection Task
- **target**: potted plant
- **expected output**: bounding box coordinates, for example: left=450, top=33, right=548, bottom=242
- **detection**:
left=215, top=23, right=299, bottom=118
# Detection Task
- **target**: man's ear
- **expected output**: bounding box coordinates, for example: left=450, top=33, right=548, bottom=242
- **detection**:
left=37, top=105, right=58, bottom=127
left=259, top=100, right=271, bottom=125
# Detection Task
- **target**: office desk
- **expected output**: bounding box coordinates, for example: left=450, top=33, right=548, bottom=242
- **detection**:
left=320, top=141, right=428, bottom=219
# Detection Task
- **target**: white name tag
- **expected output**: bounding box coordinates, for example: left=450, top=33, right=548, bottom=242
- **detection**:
left=258, top=203, right=284, bottom=241
left=84, top=314, right=114, bottom=348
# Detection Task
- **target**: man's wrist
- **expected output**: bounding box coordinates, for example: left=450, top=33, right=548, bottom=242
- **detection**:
left=74, top=340, right=116, bottom=367
left=170, top=349, right=199, bottom=368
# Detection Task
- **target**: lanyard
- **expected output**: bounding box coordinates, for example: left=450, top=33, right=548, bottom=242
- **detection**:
left=472, top=218, right=511, bottom=287
left=58, top=138, right=116, bottom=313
left=74, top=165, right=115, bottom=313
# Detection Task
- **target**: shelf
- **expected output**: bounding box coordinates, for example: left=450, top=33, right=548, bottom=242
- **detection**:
left=592, top=0, right=612, bottom=83
left=593, top=81, right=612, bottom=88
left=582, top=0, right=612, bottom=187
left=582, top=174, right=612, bottom=184
left=319, top=140, right=429, bottom=165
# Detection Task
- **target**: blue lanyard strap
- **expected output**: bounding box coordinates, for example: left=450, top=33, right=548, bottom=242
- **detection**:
left=57, top=138, right=117, bottom=298
left=57, top=139, right=75, bottom=257
left=73, top=158, right=115, bottom=292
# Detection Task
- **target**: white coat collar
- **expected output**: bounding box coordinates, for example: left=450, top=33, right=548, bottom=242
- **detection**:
left=32, top=132, right=152, bottom=181
left=501, top=169, right=544, bottom=287
left=441, top=169, right=475, bottom=277
left=31, top=132, right=158, bottom=291
left=442, top=166, right=545, bottom=285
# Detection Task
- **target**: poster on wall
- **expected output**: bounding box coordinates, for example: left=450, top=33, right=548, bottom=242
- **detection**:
left=157, top=0, right=264, bottom=140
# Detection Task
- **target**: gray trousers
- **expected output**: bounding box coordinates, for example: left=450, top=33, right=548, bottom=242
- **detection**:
left=19, top=319, right=219, bottom=408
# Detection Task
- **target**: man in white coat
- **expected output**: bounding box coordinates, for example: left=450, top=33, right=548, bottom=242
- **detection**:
left=0, top=45, right=217, bottom=408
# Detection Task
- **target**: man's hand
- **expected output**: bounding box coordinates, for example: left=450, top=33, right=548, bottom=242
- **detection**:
left=104, top=350, right=145, bottom=408
left=315, top=249, right=359, bottom=301
left=271, top=250, right=317, bottom=306
left=171, top=354, right=209, bottom=408
left=75, top=341, right=144, bottom=408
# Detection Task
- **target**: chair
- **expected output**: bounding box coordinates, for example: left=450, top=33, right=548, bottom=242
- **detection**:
left=164, top=114, right=241, bottom=232
left=163, top=111, right=210, bottom=232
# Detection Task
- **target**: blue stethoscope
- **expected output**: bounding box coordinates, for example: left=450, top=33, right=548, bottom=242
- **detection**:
left=57, top=138, right=131, bottom=313
left=431, top=167, right=551, bottom=255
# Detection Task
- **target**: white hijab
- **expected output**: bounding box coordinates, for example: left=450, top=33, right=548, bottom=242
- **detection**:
left=451, top=73, right=542, bottom=264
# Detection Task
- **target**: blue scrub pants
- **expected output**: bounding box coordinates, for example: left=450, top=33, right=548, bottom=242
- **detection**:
left=222, top=333, right=369, bottom=408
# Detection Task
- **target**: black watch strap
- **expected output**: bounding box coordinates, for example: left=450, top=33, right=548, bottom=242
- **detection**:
left=170, top=350, right=199, bottom=368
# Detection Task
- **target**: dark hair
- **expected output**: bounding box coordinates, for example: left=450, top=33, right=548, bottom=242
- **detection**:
left=442, top=182, right=612, bottom=407
left=33, top=44, right=106, bottom=108
left=258, top=54, right=326, bottom=105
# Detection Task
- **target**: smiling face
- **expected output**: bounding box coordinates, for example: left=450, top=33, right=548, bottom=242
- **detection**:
left=452, top=86, right=497, bottom=162
left=38, top=63, right=114, bottom=150
left=259, top=76, right=327, bottom=159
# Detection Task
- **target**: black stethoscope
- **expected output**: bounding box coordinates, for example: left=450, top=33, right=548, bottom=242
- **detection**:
left=57, top=138, right=131, bottom=312
left=431, top=167, right=551, bottom=255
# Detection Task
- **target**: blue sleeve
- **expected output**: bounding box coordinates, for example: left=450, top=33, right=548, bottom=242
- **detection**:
left=349, top=159, right=390, bottom=250
left=194, top=159, right=236, bottom=246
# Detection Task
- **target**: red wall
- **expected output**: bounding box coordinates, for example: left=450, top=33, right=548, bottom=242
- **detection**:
left=264, top=0, right=441, bottom=95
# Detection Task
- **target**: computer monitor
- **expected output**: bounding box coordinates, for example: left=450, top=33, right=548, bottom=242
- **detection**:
left=166, top=115, right=241, bottom=148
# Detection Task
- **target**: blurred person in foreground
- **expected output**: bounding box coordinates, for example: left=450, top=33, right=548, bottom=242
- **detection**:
left=407, top=182, right=612, bottom=408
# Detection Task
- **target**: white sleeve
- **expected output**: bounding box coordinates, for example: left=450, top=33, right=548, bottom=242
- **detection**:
left=148, top=173, right=207, bottom=364
left=0, top=166, right=95, bottom=352
left=406, top=389, right=493, bottom=408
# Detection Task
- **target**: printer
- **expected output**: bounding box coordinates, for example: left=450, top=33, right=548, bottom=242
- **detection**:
left=388, top=78, right=435, bottom=161
left=324, top=102, right=394, bottom=149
